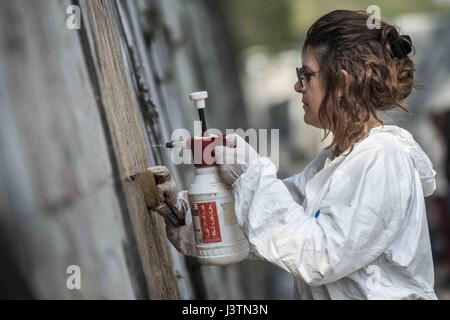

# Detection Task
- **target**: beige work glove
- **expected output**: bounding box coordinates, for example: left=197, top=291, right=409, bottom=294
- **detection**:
left=214, top=134, right=260, bottom=186
left=148, top=166, right=198, bottom=257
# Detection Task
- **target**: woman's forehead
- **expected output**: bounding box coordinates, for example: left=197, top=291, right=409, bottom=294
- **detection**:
left=302, top=47, right=320, bottom=70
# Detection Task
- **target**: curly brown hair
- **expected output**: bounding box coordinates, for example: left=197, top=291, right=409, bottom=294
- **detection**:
left=303, top=10, right=417, bottom=157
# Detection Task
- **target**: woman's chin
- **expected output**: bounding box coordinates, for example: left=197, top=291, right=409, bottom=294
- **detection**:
left=304, top=113, right=311, bottom=125
left=304, top=114, right=322, bottom=129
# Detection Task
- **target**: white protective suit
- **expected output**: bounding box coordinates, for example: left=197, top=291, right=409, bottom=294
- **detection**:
left=232, top=125, right=438, bottom=299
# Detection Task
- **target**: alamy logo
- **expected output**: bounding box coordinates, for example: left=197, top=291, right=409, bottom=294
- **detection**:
left=366, top=265, right=381, bottom=290
left=66, top=265, right=81, bottom=290
left=66, top=5, right=81, bottom=30
left=169, top=122, right=280, bottom=167
left=366, top=5, right=381, bottom=30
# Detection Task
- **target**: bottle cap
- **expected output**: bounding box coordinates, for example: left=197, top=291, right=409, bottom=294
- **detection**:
left=189, top=91, right=208, bottom=109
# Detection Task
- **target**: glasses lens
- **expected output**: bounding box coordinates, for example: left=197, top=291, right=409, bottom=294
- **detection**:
left=296, top=67, right=304, bottom=88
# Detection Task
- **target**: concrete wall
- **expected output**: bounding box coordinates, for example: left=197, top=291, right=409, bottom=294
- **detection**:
left=0, top=0, right=261, bottom=299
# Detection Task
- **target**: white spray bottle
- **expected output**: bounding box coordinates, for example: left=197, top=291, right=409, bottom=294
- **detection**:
left=186, top=91, right=249, bottom=265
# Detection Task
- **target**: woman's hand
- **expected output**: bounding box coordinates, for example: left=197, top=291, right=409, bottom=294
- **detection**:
left=215, top=134, right=260, bottom=185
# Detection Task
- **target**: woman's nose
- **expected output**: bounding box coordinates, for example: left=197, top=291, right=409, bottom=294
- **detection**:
left=294, top=81, right=305, bottom=93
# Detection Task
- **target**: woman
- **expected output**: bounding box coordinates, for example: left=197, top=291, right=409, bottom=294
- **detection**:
left=150, top=10, right=437, bottom=299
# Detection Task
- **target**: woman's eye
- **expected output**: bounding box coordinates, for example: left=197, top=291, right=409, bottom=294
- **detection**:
left=304, top=73, right=312, bottom=82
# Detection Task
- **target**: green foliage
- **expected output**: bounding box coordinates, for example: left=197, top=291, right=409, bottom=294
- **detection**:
left=220, top=0, right=293, bottom=54
left=289, top=0, right=450, bottom=39
left=220, top=0, right=450, bottom=55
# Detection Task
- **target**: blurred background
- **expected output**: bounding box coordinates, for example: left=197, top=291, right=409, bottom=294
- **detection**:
left=0, top=0, right=449, bottom=299
left=219, top=0, right=450, bottom=299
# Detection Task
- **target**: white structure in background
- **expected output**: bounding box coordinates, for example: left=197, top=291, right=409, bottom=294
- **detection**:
left=240, top=46, right=332, bottom=177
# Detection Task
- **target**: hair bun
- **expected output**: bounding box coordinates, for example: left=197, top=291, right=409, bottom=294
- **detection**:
left=390, top=35, right=412, bottom=59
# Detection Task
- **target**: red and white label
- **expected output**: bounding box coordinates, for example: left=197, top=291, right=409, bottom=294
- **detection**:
left=192, top=201, right=221, bottom=244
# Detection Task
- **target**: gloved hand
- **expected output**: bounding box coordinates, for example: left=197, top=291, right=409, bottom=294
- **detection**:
left=214, top=133, right=260, bottom=186
left=148, top=166, right=198, bottom=257
left=150, top=165, right=186, bottom=226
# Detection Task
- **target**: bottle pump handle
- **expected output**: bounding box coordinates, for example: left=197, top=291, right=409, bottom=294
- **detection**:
left=189, top=91, right=208, bottom=109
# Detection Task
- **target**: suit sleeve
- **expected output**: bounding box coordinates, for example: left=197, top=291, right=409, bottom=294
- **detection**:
left=233, top=145, right=412, bottom=286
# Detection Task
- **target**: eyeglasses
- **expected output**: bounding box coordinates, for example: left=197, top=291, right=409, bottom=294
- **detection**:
left=296, top=67, right=320, bottom=88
